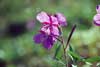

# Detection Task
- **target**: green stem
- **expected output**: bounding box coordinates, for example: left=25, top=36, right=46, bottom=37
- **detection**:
left=58, top=26, right=68, bottom=67
left=58, top=24, right=76, bottom=67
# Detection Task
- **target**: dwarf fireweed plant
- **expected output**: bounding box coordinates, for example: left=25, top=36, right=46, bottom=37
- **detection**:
left=34, top=9, right=100, bottom=67
left=33, top=11, right=76, bottom=66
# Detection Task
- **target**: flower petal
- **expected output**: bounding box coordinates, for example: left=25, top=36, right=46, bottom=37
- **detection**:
left=42, top=36, right=54, bottom=49
left=33, top=33, right=47, bottom=44
left=52, top=26, right=59, bottom=36
left=55, top=13, right=67, bottom=26
left=93, top=14, right=100, bottom=26
left=96, top=5, right=100, bottom=14
left=94, top=21, right=100, bottom=26
left=51, top=16, right=59, bottom=26
left=36, top=11, right=50, bottom=23
left=40, top=25, right=50, bottom=35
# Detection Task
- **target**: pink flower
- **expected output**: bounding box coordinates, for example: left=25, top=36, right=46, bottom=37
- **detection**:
left=93, top=5, right=100, bottom=26
left=36, top=11, right=67, bottom=35
left=36, top=11, right=60, bottom=36
left=93, top=14, right=100, bottom=26
left=34, top=11, right=67, bottom=49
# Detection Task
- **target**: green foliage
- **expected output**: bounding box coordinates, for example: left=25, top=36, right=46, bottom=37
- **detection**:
left=68, top=50, right=81, bottom=62
left=84, top=56, right=100, bottom=63
left=68, top=45, right=100, bottom=66
left=68, top=45, right=81, bottom=63
left=54, top=44, right=62, bottom=60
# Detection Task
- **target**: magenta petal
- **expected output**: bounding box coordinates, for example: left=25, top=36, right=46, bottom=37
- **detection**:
left=93, top=14, right=100, bottom=26
left=60, top=21, right=67, bottom=26
left=33, top=33, right=47, bottom=44
left=36, top=11, right=50, bottom=23
left=94, top=21, right=100, bottom=26
left=40, top=25, right=50, bottom=35
left=96, top=5, right=100, bottom=14
left=96, top=5, right=99, bottom=9
left=42, top=36, right=54, bottom=49
left=51, top=16, right=59, bottom=25
left=52, top=26, right=59, bottom=36
left=55, top=13, right=67, bottom=26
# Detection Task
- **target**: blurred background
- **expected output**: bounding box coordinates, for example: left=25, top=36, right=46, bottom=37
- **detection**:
left=0, top=0, right=100, bottom=67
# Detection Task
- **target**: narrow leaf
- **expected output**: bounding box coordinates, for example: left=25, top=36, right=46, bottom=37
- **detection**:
left=65, top=24, right=76, bottom=50
left=68, top=51, right=81, bottom=61
left=84, top=56, right=100, bottom=63
left=54, top=44, right=61, bottom=60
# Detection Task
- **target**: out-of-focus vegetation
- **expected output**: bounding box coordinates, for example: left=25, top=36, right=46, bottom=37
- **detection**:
left=0, top=0, right=100, bottom=67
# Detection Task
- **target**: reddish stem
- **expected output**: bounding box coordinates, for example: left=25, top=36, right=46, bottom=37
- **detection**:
left=65, top=24, right=76, bottom=50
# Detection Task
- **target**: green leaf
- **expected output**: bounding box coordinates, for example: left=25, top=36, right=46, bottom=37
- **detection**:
left=68, top=45, right=81, bottom=63
left=84, top=56, right=100, bottom=63
left=69, top=45, right=75, bottom=53
left=68, top=51, right=81, bottom=61
left=54, top=44, right=62, bottom=60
